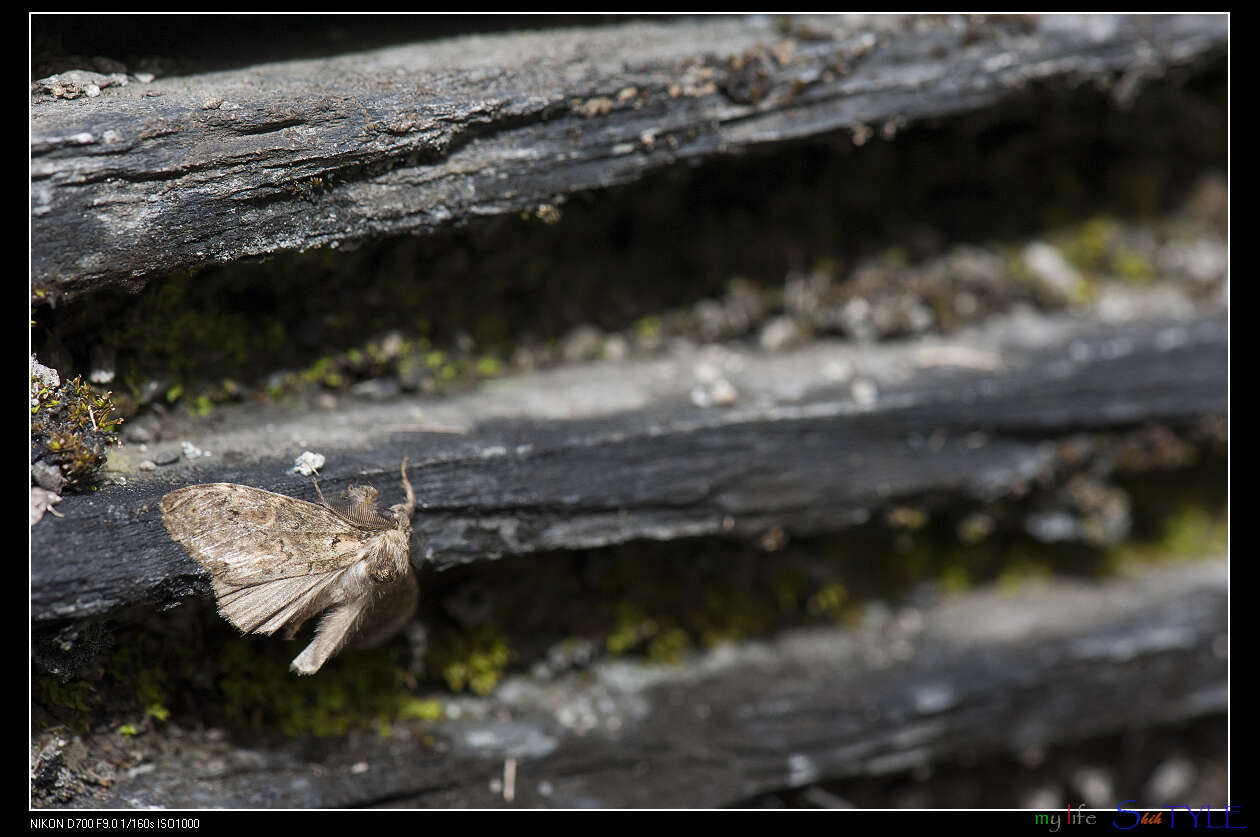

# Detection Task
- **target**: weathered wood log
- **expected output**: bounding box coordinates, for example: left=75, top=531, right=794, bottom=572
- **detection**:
left=88, top=557, right=1225, bottom=808
left=31, top=14, right=1227, bottom=303
left=31, top=307, right=1227, bottom=626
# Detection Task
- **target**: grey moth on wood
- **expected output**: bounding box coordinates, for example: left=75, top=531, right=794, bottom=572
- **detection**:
left=159, top=459, right=418, bottom=675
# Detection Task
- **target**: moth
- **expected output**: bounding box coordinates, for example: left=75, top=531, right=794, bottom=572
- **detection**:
left=159, top=459, right=418, bottom=675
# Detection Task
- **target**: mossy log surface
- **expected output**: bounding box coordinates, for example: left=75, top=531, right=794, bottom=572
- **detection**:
left=31, top=14, right=1227, bottom=303
left=31, top=307, right=1226, bottom=626
left=89, top=558, right=1224, bottom=808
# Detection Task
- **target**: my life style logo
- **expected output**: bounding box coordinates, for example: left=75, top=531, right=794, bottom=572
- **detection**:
left=1034, top=803, right=1245, bottom=830
left=1114, top=802, right=1244, bottom=829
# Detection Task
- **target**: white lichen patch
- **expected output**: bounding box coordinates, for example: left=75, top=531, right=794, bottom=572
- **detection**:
left=291, top=451, right=326, bottom=476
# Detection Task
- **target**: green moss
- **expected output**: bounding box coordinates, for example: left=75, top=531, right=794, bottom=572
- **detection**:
left=104, top=634, right=182, bottom=734
left=633, top=315, right=662, bottom=342
left=995, top=549, right=1053, bottom=592
left=397, top=698, right=445, bottom=722
left=1111, top=247, right=1155, bottom=283
left=646, top=628, right=692, bottom=664
left=214, top=639, right=430, bottom=736
left=35, top=629, right=194, bottom=736
left=771, top=569, right=805, bottom=614
left=695, top=589, right=772, bottom=647
left=30, top=375, right=123, bottom=490
left=189, top=395, right=214, bottom=417
left=475, top=355, right=503, bottom=378
left=1106, top=503, right=1228, bottom=569
left=427, top=625, right=512, bottom=696
left=940, top=565, right=971, bottom=594
left=1059, top=216, right=1118, bottom=274
left=36, top=677, right=95, bottom=733
left=605, top=603, right=659, bottom=655
left=806, top=581, right=849, bottom=620
left=1161, top=505, right=1228, bottom=557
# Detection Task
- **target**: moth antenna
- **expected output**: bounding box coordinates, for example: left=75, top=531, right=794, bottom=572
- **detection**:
left=399, top=457, right=416, bottom=521
left=311, top=472, right=328, bottom=507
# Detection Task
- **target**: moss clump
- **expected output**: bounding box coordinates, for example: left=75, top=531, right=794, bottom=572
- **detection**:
left=806, top=581, right=849, bottom=621
left=605, top=603, right=661, bottom=655
left=646, top=628, right=692, bottom=664
left=36, top=677, right=96, bottom=733
left=995, top=549, right=1055, bottom=592
left=30, top=374, right=123, bottom=490
left=1111, top=247, right=1156, bottom=283
left=34, top=617, right=456, bottom=740
left=34, top=628, right=188, bottom=736
left=396, top=697, right=445, bottom=722
left=216, top=639, right=427, bottom=737
left=475, top=355, right=503, bottom=378
left=694, top=589, right=773, bottom=648
left=1059, top=216, right=1119, bottom=274
left=1106, top=503, right=1228, bottom=570
left=427, top=625, right=512, bottom=695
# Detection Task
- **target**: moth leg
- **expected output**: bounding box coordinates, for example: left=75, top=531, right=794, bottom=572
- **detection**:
left=289, top=594, right=373, bottom=675
left=351, top=571, right=419, bottom=650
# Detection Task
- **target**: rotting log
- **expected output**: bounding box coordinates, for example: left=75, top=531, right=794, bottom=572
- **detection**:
left=31, top=306, right=1227, bottom=626
left=30, top=14, right=1227, bottom=303
left=86, top=558, right=1225, bottom=808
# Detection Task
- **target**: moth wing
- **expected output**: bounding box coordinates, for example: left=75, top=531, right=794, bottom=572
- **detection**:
left=212, top=570, right=346, bottom=635
left=159, top=483, right=372, bottom=585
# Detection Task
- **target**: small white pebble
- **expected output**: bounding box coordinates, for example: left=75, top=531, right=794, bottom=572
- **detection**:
left=708, top=377, right=738, bottom=406
left=850, top=378, right=878, bottom=408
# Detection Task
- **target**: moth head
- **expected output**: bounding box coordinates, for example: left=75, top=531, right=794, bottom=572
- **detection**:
left=389, top=503, right=413, bottom=528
